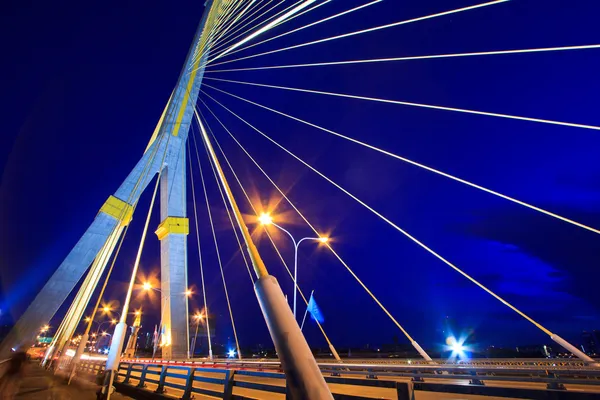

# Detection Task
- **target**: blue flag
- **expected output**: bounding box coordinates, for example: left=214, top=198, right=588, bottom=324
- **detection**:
left=307, top=293, right=325, bottom=323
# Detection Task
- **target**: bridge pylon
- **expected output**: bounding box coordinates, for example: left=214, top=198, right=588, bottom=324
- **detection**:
left=0, top=2, right=214, bottom=363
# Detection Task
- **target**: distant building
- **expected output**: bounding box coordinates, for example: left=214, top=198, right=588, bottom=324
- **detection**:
left=581, top=330, right=600, bottom=355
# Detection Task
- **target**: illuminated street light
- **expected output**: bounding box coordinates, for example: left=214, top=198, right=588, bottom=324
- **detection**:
left=228, top=349, right=236, bottom=358
left=258, top=213, right=273, bottom=225
left=140, top=283, right=191, bottom=359
left=194, top=313, right=204, bottom=321
left=190, top=312, right=206, bottom=358
left=259, top=214, right=329, bottom=320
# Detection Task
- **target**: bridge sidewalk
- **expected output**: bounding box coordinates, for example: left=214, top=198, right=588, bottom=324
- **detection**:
left=15, top=362, right=132, bottom=399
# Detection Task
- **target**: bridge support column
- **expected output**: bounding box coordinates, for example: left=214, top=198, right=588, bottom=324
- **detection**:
left=156, top=156, right=190, bottom=360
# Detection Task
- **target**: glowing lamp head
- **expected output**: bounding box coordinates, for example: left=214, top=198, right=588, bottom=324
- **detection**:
left=85, top=317, right=91, bottom=323
left=194, top=313, right=204, bottom=321
left=111, top=319, right=117, bottom=324
left=451, top=342, right=465, bottom=353
left=258, top=213, right=273, bottom=225
left=102, top=306, right=111, bottom=313
left=142, top=282, right=152, bottom=291
left=135, top=311, right=141, bottom=316
left=228, top=349, right=236, bottom=358
left=185, top=289, right=193, bottom=297
left=318, top=237, right=329, bottom=243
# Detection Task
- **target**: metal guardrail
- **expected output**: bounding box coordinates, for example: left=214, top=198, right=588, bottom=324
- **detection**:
left=71, top=358, right=600, bottom=400
left=120, top=357, right=600, bottom=373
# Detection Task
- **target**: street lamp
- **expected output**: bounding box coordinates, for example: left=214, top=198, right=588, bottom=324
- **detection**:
left=101, top=305, right=121, bottom=320
left=190, top=313, right=205, bottom=358
left=259, top=213, right=328, bottom=320
left=94, top=320, right=117, bottom=346
left=141, top=282, right=193, bottom=358
left=39, top=325, right=50, bottom=338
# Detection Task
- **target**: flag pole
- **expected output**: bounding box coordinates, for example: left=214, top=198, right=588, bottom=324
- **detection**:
left=300, top=290, right=314, bottom=331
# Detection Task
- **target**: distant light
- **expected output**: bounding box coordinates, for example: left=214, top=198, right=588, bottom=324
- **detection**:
left=135, top=311, right=141, bottom=316
left=143, top=282, right=153, bottom=291
left=102, top=332, right=108, bottom=336
left=194, top=313, right=204, bottom=321
left=85, top=317, right=91, bottom=323
left=451, top=342, right=465, bottom=353
left=446, top=335, right=469, bottom=359
left=103, top=348, right=109, bottom=355
left=103, top=306, right=111, bottom=313
left=258, top=213, right=273, bottom=225
left=185, top=289, right=193, bottom=297
left=228, top=349, right=236, bottom=358
left=318, top=237, right=329, bottom=243
left=111, top=319, right=117, bottom=324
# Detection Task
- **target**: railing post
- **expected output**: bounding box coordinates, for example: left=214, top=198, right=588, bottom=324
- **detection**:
left=123, top=363, right=133, bottom=384
left=181, top=368, right=195, bottom=400
left=395, top=381, right=410, bottom=400
left=155, top=365, right=168, bottom=394
left=468, top=370, right=485, bottom=386
left=223, top=369, right=235, bottom=400
left=137, top=365, right=148, bottom=388
left=546, top=372, right=566, bottom=390
left=366, top=368, right=378, bottom=379
left=411, top=370, right=424, bottom=382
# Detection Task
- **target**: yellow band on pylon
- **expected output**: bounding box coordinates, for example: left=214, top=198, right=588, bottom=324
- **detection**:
left=100, top=196, right=133, bottom=226
left=155, top=217, right=190, bottom=240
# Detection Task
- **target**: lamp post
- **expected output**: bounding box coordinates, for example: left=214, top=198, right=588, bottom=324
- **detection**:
left=94, top=320, right=117, bottom=349
left=259, top=213, right=328, bottom=320
left=100, top=332, right=113, bottom=352
left=190, top=313, right=204, bottom=358
left=142, top=282, right=193, bottom=358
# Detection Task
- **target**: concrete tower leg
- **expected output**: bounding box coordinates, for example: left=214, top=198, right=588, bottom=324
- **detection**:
left=50, top=228, right=123, bottom=364
left=156, top=146, right=190, bottom=360
left=0, top=212, right=120, bottom=358
left=0, top=136, right=168, bottom=358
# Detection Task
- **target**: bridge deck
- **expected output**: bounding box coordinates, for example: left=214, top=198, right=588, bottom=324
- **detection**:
left=14, top=362, right=132, bottom=399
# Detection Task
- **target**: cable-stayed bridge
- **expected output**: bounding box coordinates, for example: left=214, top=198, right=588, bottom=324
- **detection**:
left=2, top=0, right=600, bottom=399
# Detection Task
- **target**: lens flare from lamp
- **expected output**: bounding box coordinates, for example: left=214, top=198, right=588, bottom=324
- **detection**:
left=318, top=237, right=329, bottom=243
left=228, top=349, right=236, bottom=358
left=446, top=335, right=469, bottom=359
left=143, top=282, right=152, bottom=291
left=258, top=213, right=273, bottom=225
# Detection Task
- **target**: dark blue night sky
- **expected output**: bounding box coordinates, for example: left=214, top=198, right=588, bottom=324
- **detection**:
left=1, top=0, right=600, bottom=354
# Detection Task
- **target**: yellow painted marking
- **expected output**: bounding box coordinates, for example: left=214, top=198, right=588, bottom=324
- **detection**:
left=155, top=217, right=190, bottom=240
left=100, top=195, right=133, bottom=226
